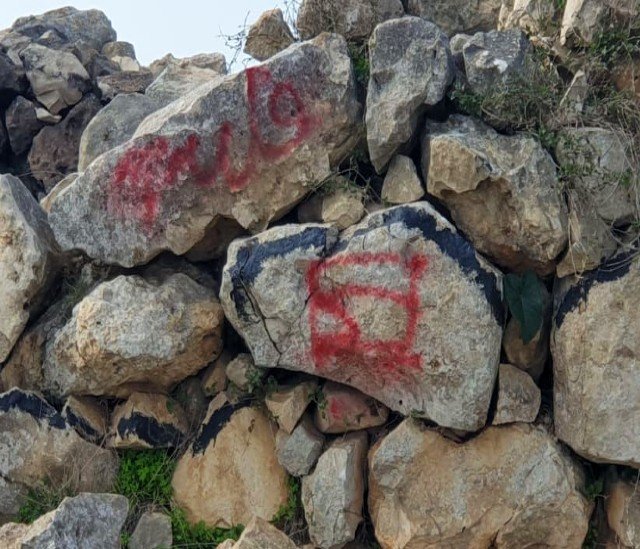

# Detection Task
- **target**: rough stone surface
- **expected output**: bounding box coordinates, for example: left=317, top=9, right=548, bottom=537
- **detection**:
left=614, top=60, right=640, bottom=104
left=265, top=381, right=317, bottom=433
left=381, top=155, right=424, bottom=204
left=555, top=127, right=636, bottom=224
left=367, top=17, right=453, bottom=172
left=146, top=64, right=224, bottom=107
left=0, top=389, right=118, bottom=503
left=102, top=41, right=136, bottom=60
left=29, top=93, right=102, bottom=192
left=78, top=93, right=159, bottom=171
left=225, top=353, right=261, bottom=391
left=35, top=106, right=61, bottom=124
left=109, top=392, right=189, bottom=449
left=62, top=395, right=108, bottom=443
left=561, top=0, right=638, bottom=46
left=423, top=115, right=568, bottom=275
left=369, top=420, right=592, bottom=548
left=302, top=432, right=367, bottom=548
left=0, top=493, right=128, bottom=549
left=276, top=415, right=324, bottom=476
left=43, top=273, right=224, bottom=398
left=149, top=52, right=227, bottom=78
left=97, top=70, right=154, bottom=100
left=245, top=9, right=295, bottom=61
left=129, top=511, right=172, bottom=549
left=314, top=381, right=389, bottom=433
left=233, top=516, right=297, bottom=549
left=498, top=0, right=555, bottom=34
left=0, top=174, right=59, bottom=363
left=4, top=95, right=44, bottom=156
left=461, top=28, right=532, bottom=95
left=552, top=252, right=640, bottom=466
left=0, top=51, right=26, bottom=98
left=297, top=0, right=404, bottom=40
left=321, top=188, right=366, bottom=229
left=19, top=43, right=90, bottom=114
left=201, top=350, right=231, bottom=396
left=49, top=34, right=362, bottom=267
left=606, top=475, right=640, bottom=548
left=406, top=0, right=502, bottom=35
left=172, top=394, right=289, bottom=528
left=221, top=202, right=503, bottom=430
left=493, top=363, right=540, bottom=424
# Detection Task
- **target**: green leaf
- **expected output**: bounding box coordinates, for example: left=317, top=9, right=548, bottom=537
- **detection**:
left=504, top=272, right=545, bottom=344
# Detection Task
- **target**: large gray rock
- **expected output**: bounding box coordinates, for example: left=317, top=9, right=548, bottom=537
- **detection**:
left=0, top=51, right=26, bottom=97
left=244, top=9, right=295, bottom=61
left=78, top=93, right=159, bottom=171
left=129, top=511, right=172, bottom=549
left=0, top=493, right=128, bottom=549
left=423, top=115, right=568, bottom=275
left=276, top=416, right=324, bottom=476
left=406, top=0, right=502, bottom=35
left=49, top=34, right=362, bottom=267
left=0, top=174, right=59, bottom=363
left=302, top=432, right=367, bottom=548
left=297, top=0, right=404, bottom=40
left=0, top=389, right=119, bottom=519
left=221, top=202, right=504, bottom=431
left=4, top=96, right=43, bottom=156
left=552, top=252, right=640, bottom=467
left=29, top=94, right=102, bottom=192
left=19, top=43, right=90, bottom=115
left=43, top=273, right=224, bottom=398
left=369, top=420, right=592, bottom=548
left=367, top=17, right=453, bottom=172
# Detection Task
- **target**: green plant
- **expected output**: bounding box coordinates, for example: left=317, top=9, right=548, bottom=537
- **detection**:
left=504, top=272, right=546, bottom=343
left=348, top=43, right=370, bottom=87
left=583, top=477, right=604, bottom=501
left=18, top=482, right=72, bottom=524
left=170, top=508, right=243, bottom=548
left=272, top=476, right=301, bottom=526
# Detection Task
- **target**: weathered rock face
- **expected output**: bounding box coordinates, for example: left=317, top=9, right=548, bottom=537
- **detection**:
left=234, top=517, right=297, bottom=549
left=0, top=174, right=59, bottom=363
left=276, top=415, right=325, bottom=476
left=109, top=392, right=189, bottom=449
left=406, top=0, right=502, bottom=35
left=561, top=0, right=638, bottom=46
left=381, top=155, right=424, bottom=205
left=302, top=432, right=367, bottom=548
left=366, top=17, right=453, bottom=172
left=62, top=395, right=108, bottom=443
left=244, top=9, right=295, bottom=62
left=148, top=52, right=227, bottom=78
left=498, top=0, right=555, bottom=34
left=221, top=202, right=503, bottom=431
left=265, top=380, right=317, bottom=433
left=145, top=64, right=224, bottom=107
left=4, top=95, right=43, bottom=155
left=225, top=353, right=261, bottom=391
left=298, top=184, right=366, bottom=229
left=492, top=363, right=540, bottom=424
left=97, top=70, right=154, bottom=100
left=369, top=420, right=592, bottom=548
left=49, top=33, right=361, bottom=267
left=552, top=252, right=640, bottom=467
left=172, top=395, right=289, bottom=528
left=0, top=493, right=128, bottom=549
left=19, top=43, right=90, bottom=114
left=606, top=475, right=640, bottom=548
left=78, top=93, right=159, bottom=171
left=297, top=0, right=404, bottom=40
left=0, top=52, right=26, bottom=98
left=43, top=273, right=224, bottom=398
left=28, top=93, right=102, bottom=191
left=129, top=511, right=172, bottom=549
left=0, top=389, right=118, bottom=506
left=423, top=115, right=568, bottom=275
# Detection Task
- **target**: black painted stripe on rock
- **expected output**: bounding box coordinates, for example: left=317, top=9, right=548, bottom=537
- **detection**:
left=116, top=412, right=184, bottom=448
left=555, top=249, right=637, bottom=329
left=191, top=398, right=253, bottom=456
left=0, top=389, right=66, bottom=429
left=64, top=407, right=100, bottom=441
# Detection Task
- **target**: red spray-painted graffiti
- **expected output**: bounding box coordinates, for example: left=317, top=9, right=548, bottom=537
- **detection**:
left=106, top=65, right=319, bottom=229
left=307, top=252, right=428, bottom=383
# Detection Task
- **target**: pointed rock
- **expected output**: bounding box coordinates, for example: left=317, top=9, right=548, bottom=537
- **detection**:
left=492, top=363, right=540, bottom=425
left=276, top=415, right=324, bottom=476
left=244, top=9, right=295, bottom=62
left=233, top=516, right=296, bottom=549
left=62, top=395, right=108, bottom=443
left=265, top=380, right=317, bottom=433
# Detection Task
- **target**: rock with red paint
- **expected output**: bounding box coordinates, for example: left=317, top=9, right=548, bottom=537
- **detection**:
left=366, top=17, right=454, bottom=172
left=221, top=201, right=504, bottom=431
left=42, top=273, right=224, bottom=398
left=314, top=381, right=389, bottom=434
left=48, top=33, right=361, bottom=267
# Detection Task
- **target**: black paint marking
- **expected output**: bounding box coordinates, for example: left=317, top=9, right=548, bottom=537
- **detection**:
left=116, top=412, right=184, bottom=448
left=0, top=389, right=66, bottom=430
left=192, top=398, right=252, bottom=455
left=63, top=407, right=100, bottom=442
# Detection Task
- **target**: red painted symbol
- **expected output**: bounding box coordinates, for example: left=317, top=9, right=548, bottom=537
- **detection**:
left=307, top=252, right=428, bottom=384
left=106, top=66, right=319, bottom=230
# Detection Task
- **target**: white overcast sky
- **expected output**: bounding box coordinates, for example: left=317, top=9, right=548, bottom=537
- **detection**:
left=0, top=1, right=300, bottom=70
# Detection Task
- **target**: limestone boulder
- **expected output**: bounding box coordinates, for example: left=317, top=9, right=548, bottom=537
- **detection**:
left=0, top=174, right=59, bottom=363
left=172, top=394, right=289, bottom=527
left=19, top=43, right=90, bottom=114
left=606, top=474, right=640, bottom=548
left=4, top=96, right=43, bottom=156
left=366, top=17, right=453, bottom=171
left=0, top=493, right=127, bottom=549
left=314, top=381, right=389, bottom=433
left=0, top=51, right=26, bottom=97
left=234, top=517, right=296, bottom=549
left=381, top=155, right=424, bottom=204
left=265, top=380, right=317, bottom=433
left=297, top=0, right=404, bottom=40
left=78, top=93, right=159, bottom=171
left=149, top=52, right=227, bottom=77
left=102, top=41, right=136, bottom=60
left=498, top=0, right=556, bottom=34
left=97, top=70, right=155, bottom=100
left=493, top=363, right=540, bottom=424
left=276, top=415, right=325, bottom=476
left=62, top=395, right=108, bottom=443
left=146, top=64, right=224, bottom=107
left=201, top=350, right=231, bottom=396
left=406, top=0, right=502, bottom=35
left=552, top=252, right=640, bottom=466
left=0, top=389, right=118, bottom=511
left=245, top=9, right=295, bottom=61
left=225, top=353, right=262, bottom=391
left=109, top=392, right=189, bottom=449
left=561, top=0, right=638, bottom=46
left=43, top=273, right=224, bottom=398
left=129, top=511, right=172, bottom=549
left=298, top=184, right=365, bottom=229
left=221, top=202, right=504, bottom=431
left=49, top=34, right=361, bottom=267
left=29, top=93, right=102, bottom=192
left=423, top=115, right=568, bottom=275
left=369, top=420, right=592, bottom=548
